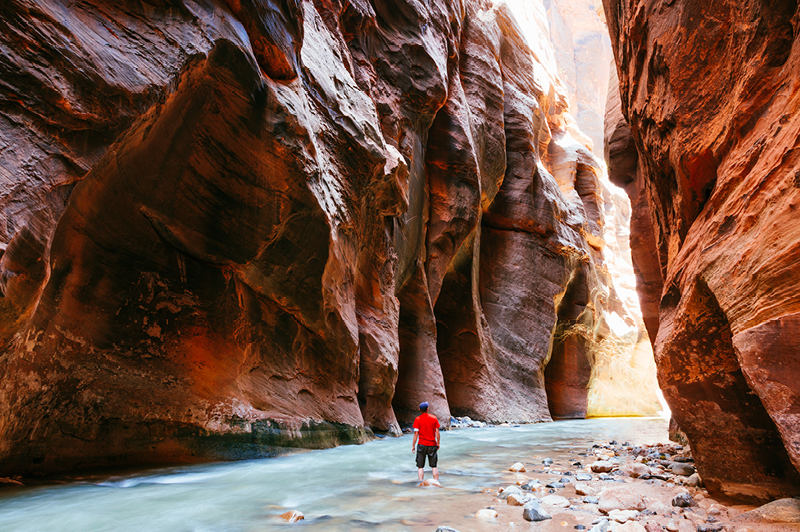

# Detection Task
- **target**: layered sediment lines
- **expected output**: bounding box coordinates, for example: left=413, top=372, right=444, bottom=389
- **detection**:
left=604, top=0, right=800, bottom=501
left=0, top=0, right=658, bottom=475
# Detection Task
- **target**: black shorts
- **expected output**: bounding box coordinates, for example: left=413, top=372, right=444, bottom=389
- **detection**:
left=416, top=444, right=438, bottom=468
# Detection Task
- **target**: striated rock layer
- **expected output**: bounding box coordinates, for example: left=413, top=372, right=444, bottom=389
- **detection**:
left=604, top=0, right=800, bottom=501
left=0, top=0, right=657, bottom=475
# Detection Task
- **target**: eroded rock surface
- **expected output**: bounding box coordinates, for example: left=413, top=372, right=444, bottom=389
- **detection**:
left=0, top=0, right=657, bottom=475
left=604, top=0, right=800, bottom=501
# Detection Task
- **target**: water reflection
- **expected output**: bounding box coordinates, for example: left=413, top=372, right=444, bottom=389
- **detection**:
left=0, top=418, right=668, bottom=532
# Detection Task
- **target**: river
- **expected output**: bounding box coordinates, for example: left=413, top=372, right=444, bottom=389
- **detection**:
left=0, top=417, right=669, bottom=531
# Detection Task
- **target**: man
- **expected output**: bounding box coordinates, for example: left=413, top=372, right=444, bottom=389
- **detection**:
left=411, top=401, right=440, bottom=481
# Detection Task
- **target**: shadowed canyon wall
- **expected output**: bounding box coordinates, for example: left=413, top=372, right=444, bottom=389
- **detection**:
left=604, top=0, right=800, bottom=501
left=0, top=0, right=658, bottom=475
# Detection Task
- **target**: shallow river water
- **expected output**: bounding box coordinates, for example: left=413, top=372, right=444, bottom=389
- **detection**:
left=0, top=417, right=669, bottom=532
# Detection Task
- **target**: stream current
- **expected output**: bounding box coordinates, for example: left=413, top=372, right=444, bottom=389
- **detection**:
left=0, top=417, right=669, bottom=532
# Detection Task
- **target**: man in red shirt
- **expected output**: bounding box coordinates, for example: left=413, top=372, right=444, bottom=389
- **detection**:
left=411, top=401, right=440, bottom=481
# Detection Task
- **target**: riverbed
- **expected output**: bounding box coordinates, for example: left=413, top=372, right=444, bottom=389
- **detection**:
left=0, top=417, right=669, bottom=531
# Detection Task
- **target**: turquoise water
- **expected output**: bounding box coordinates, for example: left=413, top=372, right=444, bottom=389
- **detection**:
left=0, top=418, right=668, bottom=531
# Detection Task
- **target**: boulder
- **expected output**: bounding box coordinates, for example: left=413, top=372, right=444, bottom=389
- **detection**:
left=592, top=461, right=616, bottom=473
left=617, top=521, right=647, bottom=532
left=672, top=493, right=694, bottom=508
left=523, top=501, right=552, bottom=522
left=747, top=498, right=800, bottom=523
left=599, top=485, right=648, bottom=513
left=630, top=463, right=651, bottom=478
left=575, top=482, right=596, bottom=496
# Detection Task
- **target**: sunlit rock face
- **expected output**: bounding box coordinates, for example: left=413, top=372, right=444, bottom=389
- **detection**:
left=604, top=0, right=800, bottom=501
left=0, top=0, right=656, bottom=475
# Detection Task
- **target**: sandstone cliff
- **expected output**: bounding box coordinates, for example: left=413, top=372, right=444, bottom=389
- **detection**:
left=0, top=0, right=657, bottom=475
left=604, top=0, right=800, bottom=501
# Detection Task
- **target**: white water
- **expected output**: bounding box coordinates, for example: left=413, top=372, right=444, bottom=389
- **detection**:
left=0, top=418, right=668, bottom=532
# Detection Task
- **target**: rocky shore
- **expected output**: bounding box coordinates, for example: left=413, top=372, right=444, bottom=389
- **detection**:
left=436, top=438, right=800, bottom=532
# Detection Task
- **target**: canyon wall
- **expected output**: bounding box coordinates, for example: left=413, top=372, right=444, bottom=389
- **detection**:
left=0, top=0, right=657, bottom=475
left=604, top=0, right=800, bottom=501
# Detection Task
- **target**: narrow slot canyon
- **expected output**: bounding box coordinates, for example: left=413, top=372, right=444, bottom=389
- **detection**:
left=1, top=0, right=800, bottom=528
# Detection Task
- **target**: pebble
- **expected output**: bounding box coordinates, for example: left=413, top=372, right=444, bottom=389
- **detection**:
left=574, top=482, right=595, bottom=496
left=543, top=458, right=554, bottom=466
left=523, top=501, right=552, bottom=522
left=592, top=461, right=616, bottom=473
left=541, top=494, right=571, bottom=507
left=617, top=521, right=647, bottom=532
left=475, top=509, right=498, bottom=519
left=521, top=480, right=540, bottom=490
left=666, top=521, right=679, bottom=532
left=575, top=526, right=586, bottom=530
left=421, top=479, right=442, bottom=487
left=546, top=482, right=565, bottom=489
left=436, top=527, right=461, bottom=532
left=279, top=511, right=304, bottom=523
left=630, top=463, right=651, bottom=478
left=671, top=463, right=695, bottom=476
left=696, top=525, right=723, bottom=532
left=560, top=477, right=573, bottom=484
left=685, top=474, right=701, bottom=487
left=590, top=519, right=610, bottom=532
left=507, top=493, right=527, bottom=506
left=509, top=462, right=526, bottom=472
left=608, top=510, right=640, bottom=523
left=576, top=473, right=593, bottom=481
left=584, top=496, right=600, bottom=504
left=644, top=521, right=662, bottom=532
left=672, top=493, right=694, bottom=508
left=498, top=486, right=523, bottom=500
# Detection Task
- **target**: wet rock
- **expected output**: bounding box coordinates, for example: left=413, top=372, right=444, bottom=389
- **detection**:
left=576, top=473, right=594, bottom=481
left=746, top=498, right=800, bottom=523
left=475, top=509, right=498, bottom=519
left=546, top=482, right=566, bottom=489
left=543, top=458, right=554, bottom=466
left=280, top=511, right=304, bottom=523
left=523, top=501, right=552, bottom=522
left=421, top=479, right=442, bottom=487
left=672, top=493, right=695, bottom=508
left=560, top=477, right=573, bottom=484
left=592, top=462, right=616, bottom=473
left=509, top=462, right=527, bottom=472
left=585, top=496, right=600, bottom=504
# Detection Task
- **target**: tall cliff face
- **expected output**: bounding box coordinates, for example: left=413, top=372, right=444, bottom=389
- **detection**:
left=0, top=0, right=657, bottom=475
left=604, top=0, right=800, bottom=501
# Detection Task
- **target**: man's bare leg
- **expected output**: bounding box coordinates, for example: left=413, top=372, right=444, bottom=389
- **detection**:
left=418, top=468, right=424, bottom=481
left=432, top=467, right=439, bottom=481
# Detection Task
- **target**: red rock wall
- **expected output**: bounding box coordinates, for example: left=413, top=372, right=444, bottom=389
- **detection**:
left=604, top=0, right=800, bottom=501
left=0, top=0, right=655, bottom=475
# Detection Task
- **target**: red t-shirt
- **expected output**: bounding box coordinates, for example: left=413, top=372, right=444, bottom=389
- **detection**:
left=413, top=412, right=440, bottom=446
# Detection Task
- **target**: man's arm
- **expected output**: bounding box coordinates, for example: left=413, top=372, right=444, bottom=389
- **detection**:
left=412, top=430, right=418, bottom=451
left=435, top=427, right=440, bottom=448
